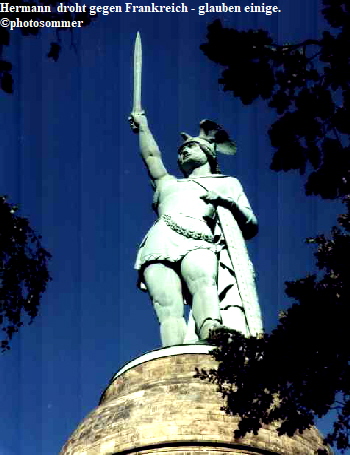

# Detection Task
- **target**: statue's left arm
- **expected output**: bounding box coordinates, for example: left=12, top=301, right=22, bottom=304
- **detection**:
left=202, top=178, right=258, bottom=240
left=228, top=184, right=258, bottom=240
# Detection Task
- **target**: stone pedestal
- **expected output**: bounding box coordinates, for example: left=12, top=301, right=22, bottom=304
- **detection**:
left=60, top=345, right=330, bottom=455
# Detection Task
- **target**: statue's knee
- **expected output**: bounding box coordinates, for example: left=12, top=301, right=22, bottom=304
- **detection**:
left=189, top=275, right=216, bottom=293
left=153, top=297, right=183, bottom=322
left=152, top=290, right=179, bottom=307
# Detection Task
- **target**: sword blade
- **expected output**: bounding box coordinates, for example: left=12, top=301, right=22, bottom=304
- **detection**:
left=132, top=32, right=142, bottom=113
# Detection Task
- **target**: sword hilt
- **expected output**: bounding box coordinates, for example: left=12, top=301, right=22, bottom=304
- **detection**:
left=128, top=110, right=145, bottom=134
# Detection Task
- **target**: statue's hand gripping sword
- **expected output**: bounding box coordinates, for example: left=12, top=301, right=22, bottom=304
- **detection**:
left=129, top=32, right=144, bottom=133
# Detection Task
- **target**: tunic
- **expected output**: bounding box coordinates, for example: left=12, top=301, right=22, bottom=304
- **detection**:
left=135, top=173, right=256, bottom=278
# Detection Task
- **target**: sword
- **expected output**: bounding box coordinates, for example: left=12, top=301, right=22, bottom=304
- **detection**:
left=129, top=32, right=143, bottom=133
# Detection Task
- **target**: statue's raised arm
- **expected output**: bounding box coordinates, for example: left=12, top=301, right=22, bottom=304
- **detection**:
left=129, top=112, right=168, bottom=181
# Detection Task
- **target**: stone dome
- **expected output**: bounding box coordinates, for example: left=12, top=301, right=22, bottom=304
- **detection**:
left=60, top=345, right=331, bottom=455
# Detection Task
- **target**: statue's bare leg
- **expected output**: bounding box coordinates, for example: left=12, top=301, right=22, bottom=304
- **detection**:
left=181, top=249, right=222, bottom=340
left=143, top=263, right=187, bottom=347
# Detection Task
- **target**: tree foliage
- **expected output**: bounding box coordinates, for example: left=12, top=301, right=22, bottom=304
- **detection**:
left=0, top=0, right=94, bottom=93
left=0, top=1, right=92, bottom=346
left=198, top=1, right=350, bottom=452
left=201, top=0, right=350, bottom=199
left=197, top=196, right=350, bottom=452
left=0, top=196, right=51, bottom=351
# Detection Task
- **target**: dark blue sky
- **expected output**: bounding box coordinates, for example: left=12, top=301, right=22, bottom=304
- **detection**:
left=0, top=1, right=345, bottom=453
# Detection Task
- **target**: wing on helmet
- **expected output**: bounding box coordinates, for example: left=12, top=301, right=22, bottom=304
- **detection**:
left=199, top=119, right=237, bottom=155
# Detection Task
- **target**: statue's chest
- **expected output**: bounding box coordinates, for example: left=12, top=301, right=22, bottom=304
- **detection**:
left=158, top=179, right=207, bottom=201
left=186, top=178, right=229, bottom=197
left=153, top=176, right=232, bottom=212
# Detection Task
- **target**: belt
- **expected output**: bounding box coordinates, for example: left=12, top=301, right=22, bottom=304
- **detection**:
left=162, top=214, right=215, bottom=243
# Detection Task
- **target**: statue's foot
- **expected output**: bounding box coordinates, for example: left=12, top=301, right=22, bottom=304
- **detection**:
left=199, top=319, right=223, bottom=341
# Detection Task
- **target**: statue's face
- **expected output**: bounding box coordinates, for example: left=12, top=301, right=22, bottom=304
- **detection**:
left=178, top=141, right=208, bottom=173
